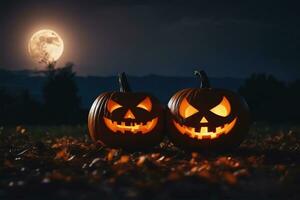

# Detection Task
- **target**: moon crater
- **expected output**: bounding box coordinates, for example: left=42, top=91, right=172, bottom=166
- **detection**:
left=28, top=29, right=64, bottom=64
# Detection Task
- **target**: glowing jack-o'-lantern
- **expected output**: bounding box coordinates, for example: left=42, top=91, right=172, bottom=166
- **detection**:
left=167, top=70, right=250, bottom=150
left=88, top=72, right=164, bottom=150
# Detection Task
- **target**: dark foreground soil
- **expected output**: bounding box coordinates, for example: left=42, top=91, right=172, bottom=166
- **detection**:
left=0, top=124, right=299, bottom=200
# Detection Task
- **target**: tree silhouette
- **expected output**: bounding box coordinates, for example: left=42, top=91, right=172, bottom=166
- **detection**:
left=0, top=88, right=40, bottom=125
left=42, top=62, right=82, bottom=124
left=0, top=87, right=14, bottom=124
left=287, top=79, right=300, bottom=121
left=239, top=73, right=288, bottom=122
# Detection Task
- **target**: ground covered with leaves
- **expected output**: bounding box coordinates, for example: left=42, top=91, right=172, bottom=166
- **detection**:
left=0, top=124, right=299, bottom=200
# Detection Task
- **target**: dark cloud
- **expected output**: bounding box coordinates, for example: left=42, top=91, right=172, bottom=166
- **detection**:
left=0, top=0, right=299, bottom=80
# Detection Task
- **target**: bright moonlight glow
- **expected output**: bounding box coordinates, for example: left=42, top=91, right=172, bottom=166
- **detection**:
left=28, top=29, right=64, bottom=64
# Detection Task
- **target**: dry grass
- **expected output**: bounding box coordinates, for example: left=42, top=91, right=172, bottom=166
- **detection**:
left=0, top=123, right=299, bottom=199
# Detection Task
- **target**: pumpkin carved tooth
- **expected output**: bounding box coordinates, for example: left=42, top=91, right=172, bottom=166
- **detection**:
left=200, top=126, right=208, bottom=133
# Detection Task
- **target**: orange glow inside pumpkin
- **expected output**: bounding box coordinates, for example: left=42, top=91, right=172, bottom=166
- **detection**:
left=173, top=96, right=237, bottom=140
left=200, top=117, right=208, bottom=123
left=104, top=117, right=158, bottom=134
left=137, top=97, right=152, bottom=111
left=173, top=117, right=237, bottom=140
left=210, top=96, right=231, bottom=117
left=124, top=109, right=135, bottom=119
left=107, top=99, right=122, bottom=113
left=104, top=97, right=158, bottom=134
left=179, top=98, right=199, bottom=119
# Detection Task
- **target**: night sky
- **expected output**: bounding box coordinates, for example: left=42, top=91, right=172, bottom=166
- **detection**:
left=0, top=0, right=299, bottom=80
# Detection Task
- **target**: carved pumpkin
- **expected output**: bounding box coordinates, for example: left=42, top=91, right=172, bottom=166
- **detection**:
left=167, top=70, right=250, bottom=150
left=88, top=72, right=164, bottom=150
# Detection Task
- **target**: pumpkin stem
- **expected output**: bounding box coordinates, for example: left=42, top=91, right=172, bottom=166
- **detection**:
left=118, top=72, right=132, bottom=92
left=194, top=70, right=210, bottom=88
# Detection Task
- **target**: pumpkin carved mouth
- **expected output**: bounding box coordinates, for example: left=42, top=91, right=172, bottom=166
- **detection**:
left=173, top=117, right=237, bottom=140
left=104, top=117, right=158, bottom=134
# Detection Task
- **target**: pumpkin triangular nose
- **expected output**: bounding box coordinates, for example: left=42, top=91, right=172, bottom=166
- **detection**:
left=200, top=117, right=208, bottom=123
left=124, top=109, right=135, bottom=119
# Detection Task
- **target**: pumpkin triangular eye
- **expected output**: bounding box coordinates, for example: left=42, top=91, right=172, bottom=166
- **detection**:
left=107, top=99, right=122, bottom=113
left=137, top=97, right=152, bottom=112
left=210, top=96, right=231, bottom=117
left=179, top=98, right=199, bottom=119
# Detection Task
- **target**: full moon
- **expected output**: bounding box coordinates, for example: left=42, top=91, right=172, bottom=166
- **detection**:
left=28, top=29, right=64, bottom=64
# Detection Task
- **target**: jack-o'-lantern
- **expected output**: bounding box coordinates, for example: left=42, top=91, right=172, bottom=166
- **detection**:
left=88, top=72, right=164, bottom=150
left=167, top=70, right=250, bottom=151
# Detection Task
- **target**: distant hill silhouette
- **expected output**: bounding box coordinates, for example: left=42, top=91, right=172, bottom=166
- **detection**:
left=0, top=68, right=244, bottom=108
